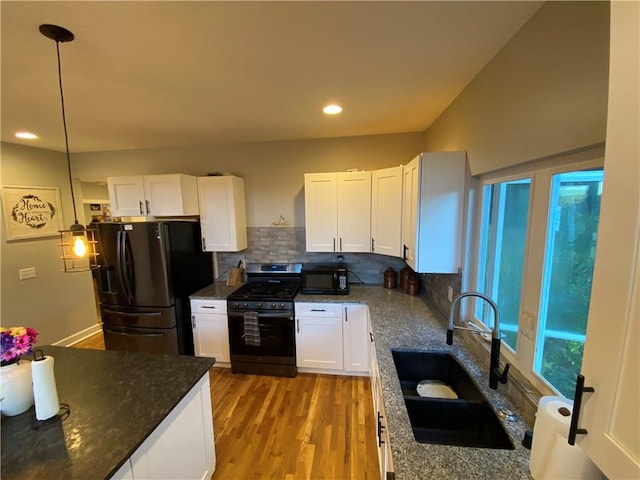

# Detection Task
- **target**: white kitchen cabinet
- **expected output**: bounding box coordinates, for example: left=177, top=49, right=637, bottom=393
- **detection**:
left=401, top=152, right=467, bottom=273
left=304, top=172, right=372, bottom=252
left=190, top=299, right=230, bottom=364
left=371, top=165, right=403, bottom=257
left=295, top=302, right=344, bottom=371
left=112, top=374, right=215, bottom=480
left=369, top=334, right=394, bottom=480
left=107, top=174, right=199, bottom=217
left=575, top=4, right=639, bottom=476
left=197, top=176, right=247, bottom=252
left=343, top=304, right=370, bottom=373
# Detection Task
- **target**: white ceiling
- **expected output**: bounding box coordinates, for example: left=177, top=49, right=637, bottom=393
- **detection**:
left=1, top=1, right=542, bottom=154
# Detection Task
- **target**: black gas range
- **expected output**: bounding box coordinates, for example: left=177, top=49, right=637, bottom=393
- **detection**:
left=226, top=263, right=302, bottom=377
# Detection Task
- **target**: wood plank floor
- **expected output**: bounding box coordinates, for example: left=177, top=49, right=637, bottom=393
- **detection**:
left=72, top=334, right=379, bottom=479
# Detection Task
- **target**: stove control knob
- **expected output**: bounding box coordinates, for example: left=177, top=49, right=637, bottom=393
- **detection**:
left=279, top=303, right=285, bottom=309
left=270, top=303, right=276, bottom=309
left=256, top=303, right=262, bottom=309
left=232, top=302, right=239, bottom=309
left=242, top=303, right=249, bottom=309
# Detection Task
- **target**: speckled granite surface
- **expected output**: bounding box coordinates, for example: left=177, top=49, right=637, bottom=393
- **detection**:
left=0, top=346, right=214, bottom=480
left=190, top=281, right=241, bottom=300
left=297, top=286, right=533, bottom=480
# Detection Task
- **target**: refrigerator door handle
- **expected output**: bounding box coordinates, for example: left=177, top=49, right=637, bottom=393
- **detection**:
left=119, top=230, right=133, bottom=302
left=103, top=309, right=162, bottom=317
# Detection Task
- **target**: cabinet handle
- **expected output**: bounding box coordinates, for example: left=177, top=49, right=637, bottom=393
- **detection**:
left=371, top=238, right=375, bottom=252
left=310, top=309, right=326, bottom=312
left=568, top=374, right=595, bottom=445
left=145, top=200, right=151, bottom=214
left=202, top=305, right=216, bottom=309
left=139, top=201, right=144, bottom=215
left=345, top=307, right=348, bottom=323
left=370, top=332, right=374, bottom=342
left=202, top=237, right=207, bottom=250
left=333, top=238, right=336, bottom=252
left=339, top=237, right=343, bottom=251
left=377, top=412, right=385, bottom=447
left=403, top=244, right=408, bottom=261
left=191, top=315, right=196, bottom=329
left=297, top=319, right=300, bottom=334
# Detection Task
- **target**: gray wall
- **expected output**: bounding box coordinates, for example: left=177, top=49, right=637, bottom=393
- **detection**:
left=0, top=143, right=98, bottom=345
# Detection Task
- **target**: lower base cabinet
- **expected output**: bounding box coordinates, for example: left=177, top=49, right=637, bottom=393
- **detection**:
left=370, top=333, right=394, bottom=480
left=190, top=299, right=230, bottom=364
left=296, top=303, right=344, bottom=371
left=111, top=374, right=216, bottom=480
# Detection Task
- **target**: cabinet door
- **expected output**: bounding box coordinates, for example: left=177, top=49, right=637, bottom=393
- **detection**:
left=197, top=176, right=248, bottom=252
left=130, top=374, right=215, bottom=479
left=296, top=316, right=343, bottom=370
left=108, top=176, right=145, bottom=216
left=343, top=304, right=369, bottom=373
left=371, top=166, right=403, bottom=257
left=304, top=173, right=338, bottom=252
left=337, top=172, right=372, bottom=252
left=192, top=313, right=230, bottom=363
left=577, top=4, right=639, bottom=474
left=401, top=158, right=419, bottom=269
left=144, top=174, right=198, bottom=216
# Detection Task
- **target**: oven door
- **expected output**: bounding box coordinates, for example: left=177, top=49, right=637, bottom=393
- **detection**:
left=227, top=310, right=295, bottom=364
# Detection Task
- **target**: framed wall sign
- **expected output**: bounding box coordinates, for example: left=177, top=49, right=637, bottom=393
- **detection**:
left=1, top=186, right=65, bottom=240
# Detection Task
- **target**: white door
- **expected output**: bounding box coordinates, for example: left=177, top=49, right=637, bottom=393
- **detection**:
left=401, top=157, right=419, bottom=269
left=296, top=316, right=344, bottom=370
left=108, top=176, right=145, bottom=216
left=371, top=166, right=403, bottom=257
left=304, top=173, right=338, bottom=252
left=193, top=313, right=230, bottom=363
left=337, top=172, right=372, bottom=252
left=576, top=3, right=639, bottom=477
left=343, top=304, right=370, bottom=373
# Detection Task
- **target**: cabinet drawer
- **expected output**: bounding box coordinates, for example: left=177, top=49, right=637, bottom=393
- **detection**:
left=295, top=302, right=342, bottom=317
left=190, top=300, right=227, bottom=314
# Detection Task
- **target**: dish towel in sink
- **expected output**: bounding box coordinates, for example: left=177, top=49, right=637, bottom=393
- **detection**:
left=243, top=312, right=261, bottom=346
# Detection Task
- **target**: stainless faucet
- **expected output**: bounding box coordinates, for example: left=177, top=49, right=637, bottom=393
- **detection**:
left=446, top=291, right=510, bottom=389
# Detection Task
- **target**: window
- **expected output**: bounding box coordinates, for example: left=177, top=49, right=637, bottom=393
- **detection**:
left=476, top=179, right=531, bottom=350
left=535, top=170, right=603, bottom=397
left=470, top=153, right=604, bottom=398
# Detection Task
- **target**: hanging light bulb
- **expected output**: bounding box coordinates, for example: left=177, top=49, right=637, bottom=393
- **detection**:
left=40, top=24, right=99, bottom=272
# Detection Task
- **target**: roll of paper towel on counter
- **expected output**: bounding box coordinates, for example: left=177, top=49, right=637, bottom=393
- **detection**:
left=530, top=396, right=603, bottom=479
left=31, top=354, right=60, bottom=421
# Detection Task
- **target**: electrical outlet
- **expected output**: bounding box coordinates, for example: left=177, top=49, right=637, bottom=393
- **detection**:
left=448, top=286, right=454, bottom=302
left=19, top=267, right=36, bottom=280
left=240, top=259, right=246, bottom=270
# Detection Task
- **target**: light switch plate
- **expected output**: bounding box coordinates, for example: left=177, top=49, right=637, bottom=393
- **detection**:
left=448, top=286, right=454, bottom=302
left=19, top=267, right=36, bottom=280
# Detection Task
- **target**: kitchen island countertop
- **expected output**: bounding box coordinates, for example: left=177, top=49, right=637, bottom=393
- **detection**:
left=0, top=346, right=214, bottom=479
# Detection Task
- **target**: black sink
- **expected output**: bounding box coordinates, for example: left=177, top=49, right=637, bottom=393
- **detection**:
left=391, top=349, right=514, bottom=449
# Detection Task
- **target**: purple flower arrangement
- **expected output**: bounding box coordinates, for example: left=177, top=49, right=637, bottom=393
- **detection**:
left=1, top=327, right=38, bottom=365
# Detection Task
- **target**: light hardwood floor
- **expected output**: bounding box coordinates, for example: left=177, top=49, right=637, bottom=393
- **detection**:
left=72, top=334, right=379, bottom=479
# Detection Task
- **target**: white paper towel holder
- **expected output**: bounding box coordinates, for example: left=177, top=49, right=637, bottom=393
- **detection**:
left=31, top=350, right=70, bottom=427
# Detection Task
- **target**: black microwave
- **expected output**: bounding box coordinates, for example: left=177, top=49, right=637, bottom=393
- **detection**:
left=301, top=263, right=349, bottom=295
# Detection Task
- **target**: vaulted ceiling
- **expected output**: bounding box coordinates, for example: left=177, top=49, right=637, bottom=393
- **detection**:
left=1, top=1, right=542, bottom=153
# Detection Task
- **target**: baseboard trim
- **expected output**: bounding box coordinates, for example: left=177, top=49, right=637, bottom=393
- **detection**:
left=53, top=323, right=103, bottom=347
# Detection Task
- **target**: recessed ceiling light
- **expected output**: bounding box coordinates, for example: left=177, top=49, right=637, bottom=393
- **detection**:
left=15, top=131, right=38, bottom=140
left=323, top=104, right=342, bottom=115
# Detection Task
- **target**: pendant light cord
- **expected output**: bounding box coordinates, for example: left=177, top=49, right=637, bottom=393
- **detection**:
left=55, top=39, right=79, bottom=224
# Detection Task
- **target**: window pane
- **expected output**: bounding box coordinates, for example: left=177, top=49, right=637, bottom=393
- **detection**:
left=476, top=179, right=531, bottom=350
left=535, top=169, right=603, bottom=397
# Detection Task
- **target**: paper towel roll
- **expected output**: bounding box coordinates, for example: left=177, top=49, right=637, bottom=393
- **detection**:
left=31, top=355, right=60, bottom=421
left=529, top=396, right=573, bottom=479
left=545, top=432, right=603, bottom=479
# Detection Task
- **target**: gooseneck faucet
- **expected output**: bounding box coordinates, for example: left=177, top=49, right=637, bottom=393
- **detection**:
left=447, top=291, right=510, bottom=390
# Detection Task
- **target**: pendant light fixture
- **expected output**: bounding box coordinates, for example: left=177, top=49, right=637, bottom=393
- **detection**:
left=40, top=24, right=99, bottom=272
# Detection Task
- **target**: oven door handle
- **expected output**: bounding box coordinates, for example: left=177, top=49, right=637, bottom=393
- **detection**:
left=228, top=311, right=293, bottom=320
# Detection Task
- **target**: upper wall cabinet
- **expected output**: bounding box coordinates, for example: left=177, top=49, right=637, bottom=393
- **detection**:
left=107, top=174, right=199, bottom=217
left=197, top=176, right=247, bottom=252
left=402, top=152, right=467, bottom=273
left=304, top=172, right=372, bottom=253
left=371, top=166, right=403, bottom=257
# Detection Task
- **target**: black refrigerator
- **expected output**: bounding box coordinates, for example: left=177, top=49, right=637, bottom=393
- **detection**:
left=95, top=221, right=213, bottom=355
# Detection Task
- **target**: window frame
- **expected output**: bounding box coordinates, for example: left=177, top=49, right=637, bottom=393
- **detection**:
left=464, top=150, right=604, bottom=398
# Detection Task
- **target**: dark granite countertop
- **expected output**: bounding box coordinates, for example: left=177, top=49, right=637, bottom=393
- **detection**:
left=296, top=286, right=533, bottom=480
left=1, top=346, right=214, bottom=480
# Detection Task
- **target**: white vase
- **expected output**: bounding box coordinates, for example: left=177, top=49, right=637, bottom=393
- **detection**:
left=0, top=360, right=34, bottom=416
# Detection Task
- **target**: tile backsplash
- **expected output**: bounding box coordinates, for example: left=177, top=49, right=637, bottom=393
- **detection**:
left=216, top=226, right=406, bottom=285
